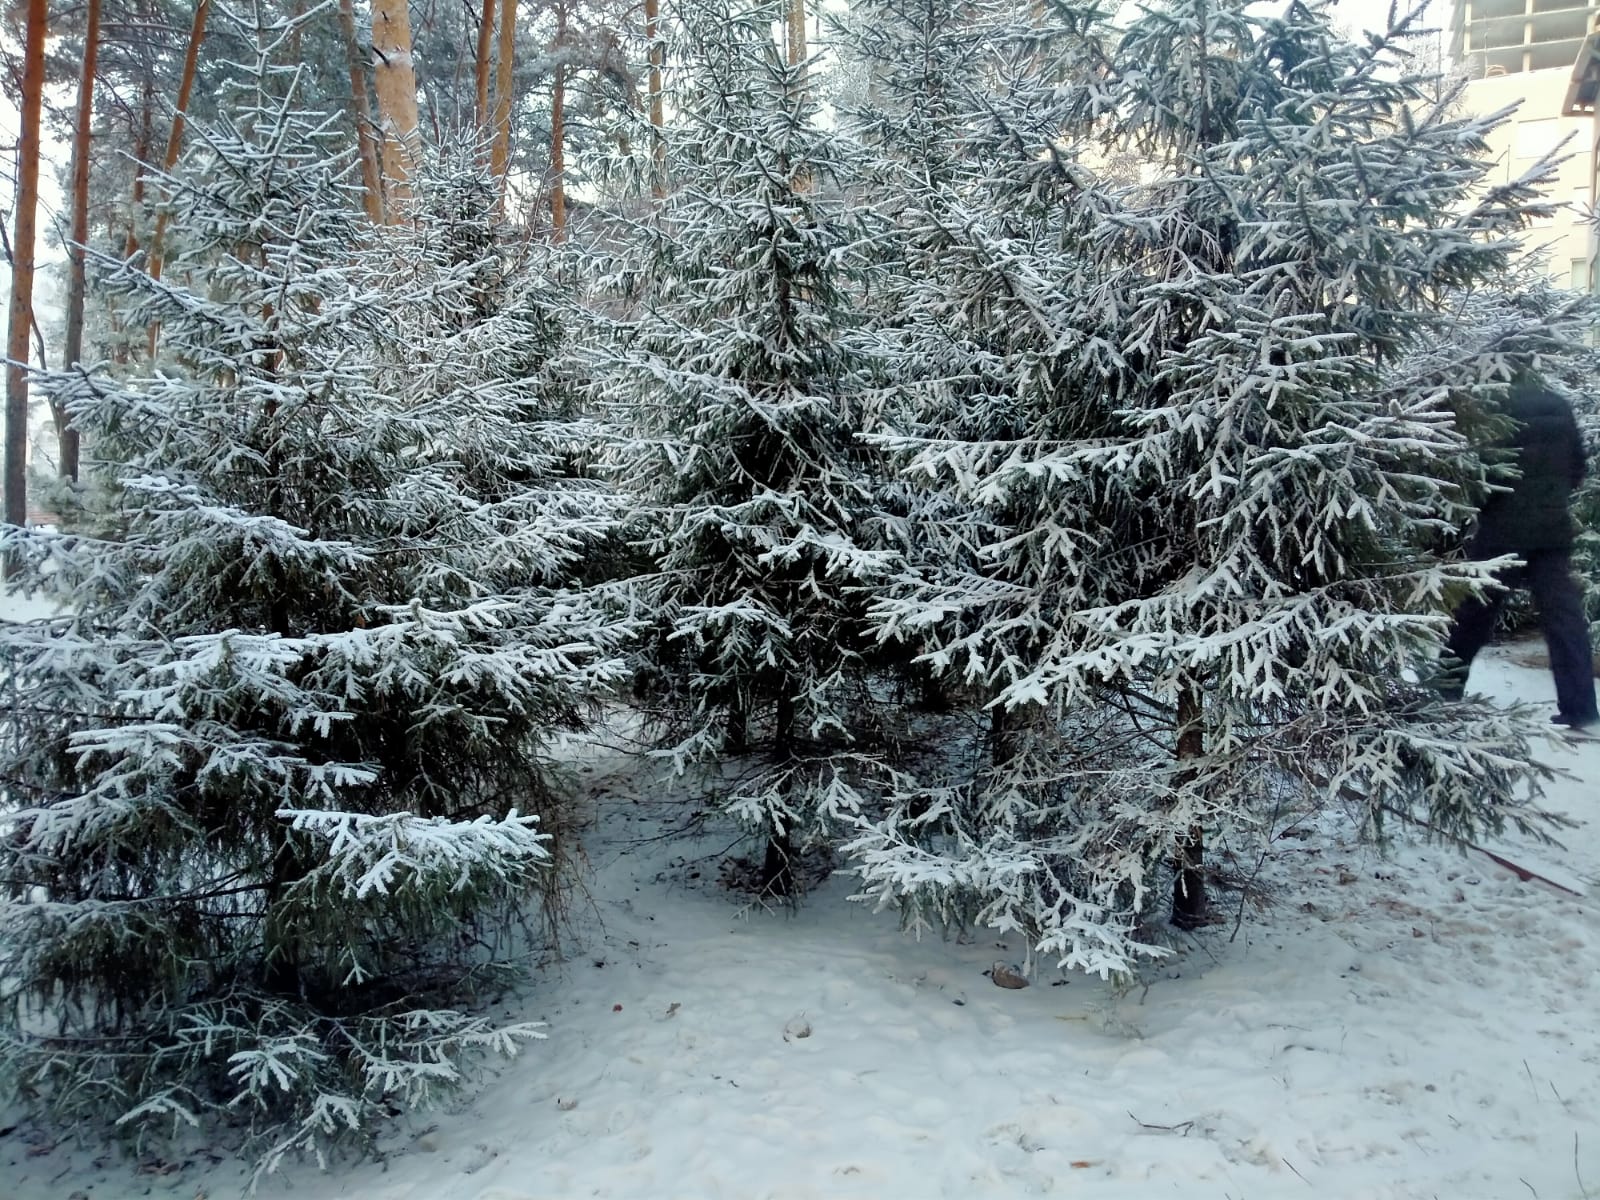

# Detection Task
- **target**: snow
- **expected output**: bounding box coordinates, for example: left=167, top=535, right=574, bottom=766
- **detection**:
left=0, top=587, right=61, bottom=625
left=4, top=642, right=1600, bottom=1199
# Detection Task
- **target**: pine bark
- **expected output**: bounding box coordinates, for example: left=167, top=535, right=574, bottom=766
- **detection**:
left=489, top=0, right=520, bottom=184
left=337, top=0, right=384, bottom=222
left=785, top=0, right=806, bottom=68
left=58, top=0, right=103, bottom=481
left=123, top=80, right=155, bottom=259
left=786, top=0, right=809, bottom=193
left=474, top=0, right=497, bottom=132
left=145, top=0, right=212, bottom=289
left=645, top=0, right=664, bottom=198
left=5, top=0, right=49, bottom=540
left=372, top=0, right=422, bottom=219
left=550, top=62, right=567, bottom=240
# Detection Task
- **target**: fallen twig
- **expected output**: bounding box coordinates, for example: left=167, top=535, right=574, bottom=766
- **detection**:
left=1127, top=1111, right=1194, bottom=1136
left=1305, top=771, right=1586, bottom=901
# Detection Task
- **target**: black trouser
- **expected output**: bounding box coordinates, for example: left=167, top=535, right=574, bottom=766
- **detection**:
left=1441, top=548, right=1598, bottom=722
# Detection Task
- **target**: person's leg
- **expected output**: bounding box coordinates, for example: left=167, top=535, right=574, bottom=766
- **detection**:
left=1526, top=550, right=1599, bottom=726
left=1440, top=570, right=1514, bottom=700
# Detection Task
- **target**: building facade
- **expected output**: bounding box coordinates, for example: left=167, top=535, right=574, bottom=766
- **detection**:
left=1450, top=0, right=1599, bottom=290
left=1565, top=14, right=1600, bottom=291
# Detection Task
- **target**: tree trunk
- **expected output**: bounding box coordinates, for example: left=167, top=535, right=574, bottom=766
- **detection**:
left=144, top=0, right=212, bottom=360
left=786, top=0, right=809, bottom=194
left=474, top=0, right=496, bottom=132
left=550, top=62, right=567, bottom=240
left=725, top=703, right=748, bottom=754
left=337, top=0, right=384, bottom=222
left=760, top=828, right=795, bottom=898
left=1170, top=681, right=1209, bottom=929
left=488, top=0, right=519, bottom=185
left=645, top=0, right=664, bottom=198
left=123, top=80, right=155, bottom=260
left=372, top=0, right=422, bottom=219
left=786, top=0, right=806, bottom=68
left=760, top=683, right=798, bottom=897
left=58, top=0, right=103, bottom=482
left=988, top=704, right=1016, bottom=768
left=5, top=0, right=48, bottom=545
left=145, top=0, right=212, bottom=288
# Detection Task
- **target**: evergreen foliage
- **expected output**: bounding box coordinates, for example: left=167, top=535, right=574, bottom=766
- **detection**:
left=0, top=44, right=628, bottom=1166
left=4, top=0, right=1598, bottom=1174
left=845, top=0, right=1572, bottom=974
left=590, top=0, right=898, bottom=895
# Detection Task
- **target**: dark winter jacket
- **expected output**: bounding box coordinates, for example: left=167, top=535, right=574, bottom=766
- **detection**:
left=1472, top=379, right=1588, bottom=555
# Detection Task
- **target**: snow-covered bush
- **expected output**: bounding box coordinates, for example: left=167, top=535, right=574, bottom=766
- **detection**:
left=0, top=38, right=629, bottom=1165
left=845, top=0, right=1571, bottom=973
left=589, top=0, right=902, bottom=896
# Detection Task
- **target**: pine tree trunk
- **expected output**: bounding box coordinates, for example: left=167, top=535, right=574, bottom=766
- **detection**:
left=123, top=80, right=155, bottom=259
left=4, top=0, right=48, bottom=545
left=725, top=702, right=748, bottom=753
left=58, top=0, right=102, bottom=482
left=786, top=0, right=806, bottom=67
left=760, top=828, right=794, bottom=898
left=1170, top=681, right=1209, bottom=929
left=372, top=0, right=422, bottom=219
left=337, top=0, right=384, bottom=222
left=488, top=0, right=519, bottom=186
left=761, top=683, right=798, bottom=897
left=474, top=0, right=496, bottom=132
left=786, top=0, right=809, bottom=194
left=550, top=62, right=567, bottom=240
left=113, top=82, right=156, bottom=366
left=645, top=0, right=665, bottom=198
left=145, top=0, right=212, bottom=289
left=144, top=0, right=212, bottom=360
left=989, top=705, right=1014, bottom=768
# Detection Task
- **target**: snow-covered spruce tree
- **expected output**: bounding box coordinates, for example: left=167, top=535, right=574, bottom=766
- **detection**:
left=827, top=0, right=1067, bottom=719
left=836, top=2, right=1179, bottom=969
left=851, top=0, right=1569, bottom=973
left=0, top=30, right=628, bottom=1167
left=591, top=0, right=897, bottom=896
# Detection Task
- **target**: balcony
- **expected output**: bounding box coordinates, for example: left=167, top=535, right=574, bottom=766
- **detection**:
left=1468, top=0, right=1526, bottom=19
left=1566, top=27, right=1600, bottom=113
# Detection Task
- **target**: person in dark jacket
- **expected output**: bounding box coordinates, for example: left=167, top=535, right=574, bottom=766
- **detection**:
left=1440, top=375, right=1598, bottom=730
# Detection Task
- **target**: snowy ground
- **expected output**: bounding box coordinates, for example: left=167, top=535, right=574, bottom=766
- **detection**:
left=4, top=642, right=1599, bottom=1200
